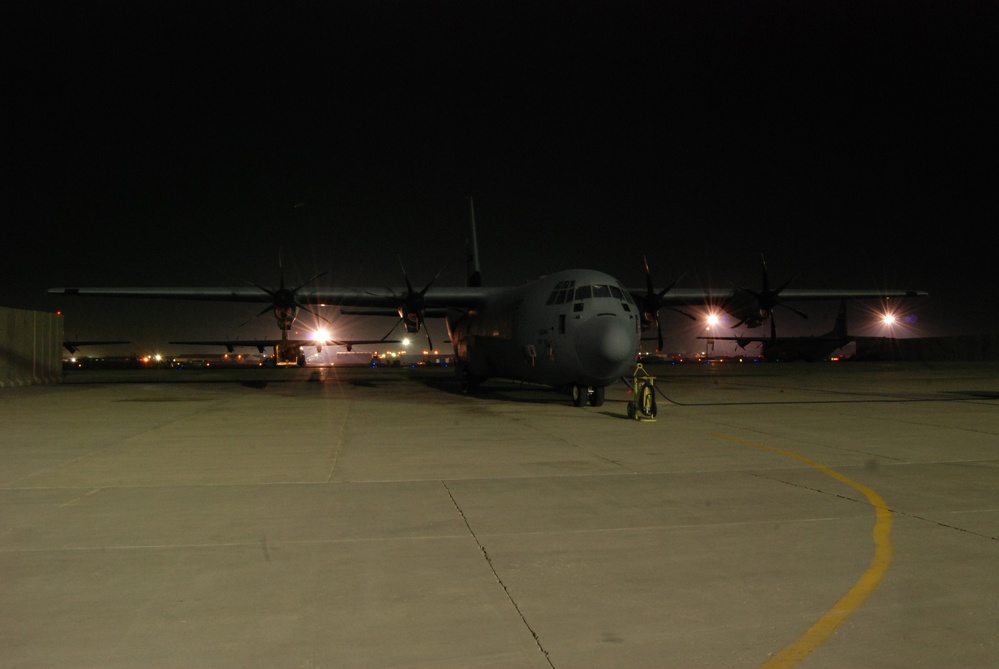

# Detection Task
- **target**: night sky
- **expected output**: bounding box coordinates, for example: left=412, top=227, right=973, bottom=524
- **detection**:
left=4, top=2, right=995, bottom=355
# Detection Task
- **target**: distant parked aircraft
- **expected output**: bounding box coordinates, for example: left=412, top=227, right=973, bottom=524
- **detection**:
left=699, top=300, right=853, bottom=361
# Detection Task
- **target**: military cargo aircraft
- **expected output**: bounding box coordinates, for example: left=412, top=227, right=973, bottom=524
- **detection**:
left=49, top=199, right=927, bottom=404
left=699, top=299, right=855, bottom=361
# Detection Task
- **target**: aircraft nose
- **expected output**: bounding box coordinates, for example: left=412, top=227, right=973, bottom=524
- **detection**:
left=575, top=316, right=636, bottom=381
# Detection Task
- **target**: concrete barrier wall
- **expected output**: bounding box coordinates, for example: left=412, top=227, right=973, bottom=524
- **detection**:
left=0, top=306, right=63, bottom=388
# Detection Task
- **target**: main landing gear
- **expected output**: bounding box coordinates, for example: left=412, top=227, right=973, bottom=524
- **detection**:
left=457, top=361, right=483, bottom=394
left=571, top=384, right=605, bottom=407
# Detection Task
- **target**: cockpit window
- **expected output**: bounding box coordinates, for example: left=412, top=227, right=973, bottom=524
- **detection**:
left=550, top=281, right=635, bottom=305
left=546, top=280, right=576, bottom=305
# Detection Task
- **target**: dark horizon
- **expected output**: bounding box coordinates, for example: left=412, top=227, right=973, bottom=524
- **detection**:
left=4, top=3, right=995, bottom=353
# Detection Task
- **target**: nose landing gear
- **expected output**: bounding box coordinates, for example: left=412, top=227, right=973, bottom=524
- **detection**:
left=571, top=383, right=605, bottom=407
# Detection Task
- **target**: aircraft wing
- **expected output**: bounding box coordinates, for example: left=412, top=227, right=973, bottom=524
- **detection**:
left=696, top=334, right=844, bottom=345
left=48, top=286, right=503, bottom=309
left=51, top=287, right=279, bottom=302
left=62, top=340, right=131, bottom=354
left=631, top=287, right=928, bottom=307
left=169, top=338, right=401, bottom=353
left=340, top=307, right=451, bottom=318
left=50, top=285, right=925, bottom=308
left=751, top=289, right=927, bottom=302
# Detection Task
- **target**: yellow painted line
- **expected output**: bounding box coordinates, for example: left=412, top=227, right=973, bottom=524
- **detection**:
left=709, top=434, right=895, bottom=669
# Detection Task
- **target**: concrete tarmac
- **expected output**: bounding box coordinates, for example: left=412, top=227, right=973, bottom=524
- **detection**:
left=1, top=360, right=997, bottom=668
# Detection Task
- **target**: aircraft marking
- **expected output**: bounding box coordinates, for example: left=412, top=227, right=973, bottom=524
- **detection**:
left=710, top=434, right=894, bottom=668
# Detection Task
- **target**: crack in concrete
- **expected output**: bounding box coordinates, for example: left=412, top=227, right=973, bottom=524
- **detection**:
left=442, top=480, right=555, bottom=669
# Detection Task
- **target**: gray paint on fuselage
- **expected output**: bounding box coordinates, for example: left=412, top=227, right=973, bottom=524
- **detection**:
left=447, top=269, right=640, bottom=388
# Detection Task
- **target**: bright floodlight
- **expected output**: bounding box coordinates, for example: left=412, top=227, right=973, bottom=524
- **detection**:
left=882, top=314, right=896, bottom=326
left=402, top=337, right=411, bottom=347
left=706, top=313, right=720, bottom=327
left=312, top=328, right=330, bottom=341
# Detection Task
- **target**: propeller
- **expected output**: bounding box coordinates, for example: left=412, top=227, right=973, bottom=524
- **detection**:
left=639, top=255, right=696, bottom=352
left=379, top=259, right=446, bottom=351
left=732, top=254, right=807, bottom=340
left=238, top=255, right=331, bottom=336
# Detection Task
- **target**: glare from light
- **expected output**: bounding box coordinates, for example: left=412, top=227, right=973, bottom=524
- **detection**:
left=860, top=301, right=919, bottom=338
left=706, top=313, right=720, bottom=327
left=402, top=337, right=411, bottom=347
left=312, top=328, right=330, bottom=342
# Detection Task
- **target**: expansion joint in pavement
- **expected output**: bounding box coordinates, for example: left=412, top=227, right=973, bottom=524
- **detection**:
left=441, top=480, right=556, bottom=669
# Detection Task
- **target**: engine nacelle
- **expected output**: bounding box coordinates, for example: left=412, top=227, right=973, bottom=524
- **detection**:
left=274, top=307, right=298, bottom=332
left=404, top=311, right=421, bottom=333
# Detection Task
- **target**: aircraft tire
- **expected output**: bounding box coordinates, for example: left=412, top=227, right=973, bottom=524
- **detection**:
left=571, top=384, right=588, bottom=407
left=588, top=385, right=605, bottom=407
left=627, top=402, right=637, bottom=419
left=457, top=363, right=481, bottom=394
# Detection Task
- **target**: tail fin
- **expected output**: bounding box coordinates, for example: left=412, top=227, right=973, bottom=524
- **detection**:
left=831, top=300, right=848, bottom=338
left=466, top=196, right=482, bottom=287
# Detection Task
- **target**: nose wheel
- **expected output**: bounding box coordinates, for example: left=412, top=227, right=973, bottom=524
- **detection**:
left=571, top=384, right=605, bottom=407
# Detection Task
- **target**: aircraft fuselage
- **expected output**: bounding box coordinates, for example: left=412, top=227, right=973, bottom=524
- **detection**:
left=760, top=336, right=852, bottom=361
left=447, top=269, right=640, bottom=392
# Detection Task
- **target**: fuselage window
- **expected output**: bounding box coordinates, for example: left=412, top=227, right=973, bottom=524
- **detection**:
left=609, top=285, right=623, bottom=299
left=593, top=284, right=611, bottom=298
left=575, top=285, right=592, bottom=300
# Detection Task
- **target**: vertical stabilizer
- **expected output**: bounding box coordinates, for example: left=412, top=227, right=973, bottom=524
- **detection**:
left=466, top=196, right=482, bottom=287
left=830, top=300, right=848, bottom=338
